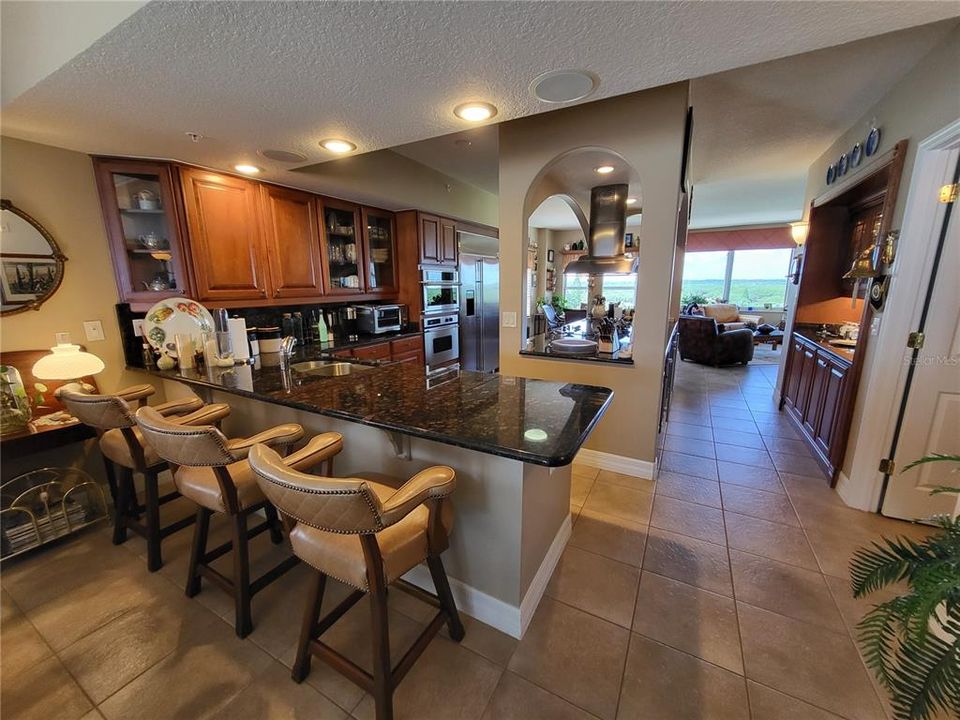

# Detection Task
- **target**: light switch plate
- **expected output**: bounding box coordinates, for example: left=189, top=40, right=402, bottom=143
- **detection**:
left=132, top=319, right=144, bottom=337
left=502, top=311, right=517, bottom=328
left=83, top=320, right=105, bottom=342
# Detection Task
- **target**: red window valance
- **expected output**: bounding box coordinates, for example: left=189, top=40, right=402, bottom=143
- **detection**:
left=686, top=226, right=794, bottom=252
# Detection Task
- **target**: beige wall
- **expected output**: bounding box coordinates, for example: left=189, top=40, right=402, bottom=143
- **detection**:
left=1, top=136, right=138, bottom=394
left=499, top=84, right=689, bottom=462
left=796, top=28, right=960, bottom=479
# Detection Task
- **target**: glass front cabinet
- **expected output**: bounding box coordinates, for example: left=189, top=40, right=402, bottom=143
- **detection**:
left=362, top=207, right=398, bottom=294
left=94, top=159, right=191, bottom=303
left=318, top=198, right=365, bottom=295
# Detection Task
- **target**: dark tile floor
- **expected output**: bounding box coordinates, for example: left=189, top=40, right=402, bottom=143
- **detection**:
left=0, top=360, right=935, bottom=719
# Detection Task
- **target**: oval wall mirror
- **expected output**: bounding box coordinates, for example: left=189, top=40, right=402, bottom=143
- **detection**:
left=0, top=199, right=67, bottom=315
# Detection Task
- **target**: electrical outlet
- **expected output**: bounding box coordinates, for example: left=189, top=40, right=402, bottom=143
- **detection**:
left=83, top=320, right=105, bottom=342
left=132, top=319, right=145, bottom=337
left=502, top=311, right=517, bottom=328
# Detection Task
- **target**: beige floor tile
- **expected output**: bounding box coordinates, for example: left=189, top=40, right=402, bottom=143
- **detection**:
left=650, top=495, right=726, bottom=545
left=800, top=517, right=909, bottom=579
left=724, top=512, right=819, bottom=571
left=712, top=417, right=759, bottom=434
left=665, top=421, right=713, bottom=441
left=655, top=472, right=722, bottom=508
left=668, top=409, right=712, bottom=427
left=572, top=462, right=599, bottom=481
left=595, top=469, right=656, bottom=493
left=770, top=451, right=825, bottom=477
left=737, top=603, right=885, bottom=720
left=568, top=508, right=647, bottom=567
left=709, top=396, right=749, bottom=410
left=762, top=436, right=813, bottom=457
left=546, top=546, right=640, bottom=628
left=80, top=711, right=106, bottom=720
left=662, top=435, right=716, bottom=459
left=1, top=654, right=93, bottom=720
left=717, top=461, right=784, bottom=494
left=0, top=604, right=53, bottom=675
left=632, top=572, right=742, bottom=673
left=445, top=613, right=518, bottom=667
left=729, top=551, right=845, bottom=633
left=60, top=589, right=219, bottom=704
left=570, top=473, right=596, bottom=507
left=719, top=484, right=799, bottom=526
left=582, top=482, right=653, bottom=525
left=659, top=451, right=719, bottom=481
left=99, top=614, right=275, bottom=720
left=352, top=635, right=502, bottom=720
left=714, top=443, right=773, bottom=469
left=617, top=634, right=748, bottom=720
left=508, top=598, right=629, bottom=720
left=710, top=405, right=754, bottom=421
left=642, top=527, right=732, bottom=597
left=713, top=429, right=766, bottom=450
left=208, top=658, right=347, bottom=719
left=480, top=671, right=597, bottom=720
left=747, top=681, right=845, bottom=719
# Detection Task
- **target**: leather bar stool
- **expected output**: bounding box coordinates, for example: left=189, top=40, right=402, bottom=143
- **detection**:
left=59, top=384, right=230, bottom=571
left=134, top=406, right=344, bottom=637
left=248, top=444, right=465, bottom=720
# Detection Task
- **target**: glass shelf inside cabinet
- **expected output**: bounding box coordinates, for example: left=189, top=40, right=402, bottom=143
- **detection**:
left=112, top=172, right=179, bottom=294
left=366, top=214, right=395, bottom=290
left=323, top=207, right=361, bottom=290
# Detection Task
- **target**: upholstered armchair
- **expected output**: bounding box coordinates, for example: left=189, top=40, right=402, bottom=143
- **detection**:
left=701, top=303, right=762, bottom=332
left=678, top=315, right=754, bottom=366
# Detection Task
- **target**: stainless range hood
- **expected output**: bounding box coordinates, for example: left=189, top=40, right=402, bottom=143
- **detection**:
left=564, top=183, right=638, bottom=275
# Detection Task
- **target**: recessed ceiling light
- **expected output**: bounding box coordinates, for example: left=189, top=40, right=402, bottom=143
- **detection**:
left=595, top=165, right=615, bottom=175
left=234, top=164, right=263, bottom=175
left=320, top=138, right=357, bottom=154
left=259, top=149, right=308, bottom=163
left=453, top=102, right=498, bottom=122
left=626, top=197, right=638, bottom=205
left=530, top=69, right=598, bottom=104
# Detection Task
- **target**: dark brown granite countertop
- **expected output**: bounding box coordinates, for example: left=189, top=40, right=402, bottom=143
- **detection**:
left=132, top=351, right=613, bottom=467
left=792, top=328, right=856, bottom=364
left=313, top=327, right=421, bottom=354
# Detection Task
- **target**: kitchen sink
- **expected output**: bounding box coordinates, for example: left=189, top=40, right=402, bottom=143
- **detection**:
left=290, top=361, right=374, bottom=377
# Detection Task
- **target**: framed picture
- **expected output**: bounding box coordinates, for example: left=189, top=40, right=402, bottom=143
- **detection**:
left=1, top=256, right=60, bottom=304
left=625, top=232, right=634, bottom=248
left=547, top=249, right=555, bottom=263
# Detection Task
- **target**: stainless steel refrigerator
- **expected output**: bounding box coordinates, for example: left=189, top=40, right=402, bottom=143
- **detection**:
left=459, top=253, right=499, bottom=372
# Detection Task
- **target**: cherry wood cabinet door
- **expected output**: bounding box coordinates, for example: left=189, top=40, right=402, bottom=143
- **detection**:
left=260, top=185, right=323, bottom=299
left=419, top=213, right=441, bottom=264
left=318, top=197, right=365, bottom=295
left=794, top=343, right=818, bottom=422
left=814, top=355, right=849, bottom=459
left=782, top=338, right=805, bottom=414
left=803, top=354, right=831, bottom=437
left=353, top=342, right=391, bottom=361
left=180, top=168, right=268, bottom=301
left=440, top=217, right=458, bottom=264
left=361, top=207, right=399, bottom=294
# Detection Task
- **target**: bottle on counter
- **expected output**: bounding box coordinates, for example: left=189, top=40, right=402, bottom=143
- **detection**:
left=281, top=313, right=295, bottom=339
left=292, top=312, right=305, bottom=346
left=317, top=311, right=329, bottom=343
left=247, top=328, right=260, bottom=357
left=141, top=343, right=156, bottom=369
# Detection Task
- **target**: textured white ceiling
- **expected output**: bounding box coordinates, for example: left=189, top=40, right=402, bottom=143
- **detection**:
left=2, top=0, right=958, bottom=208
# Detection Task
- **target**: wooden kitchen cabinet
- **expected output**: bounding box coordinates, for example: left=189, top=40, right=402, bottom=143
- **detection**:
left=259, top=184, right=323, bottom=299
left=780, top=332, right=851, bottom=478
left=353, top=342, right=392, bottom=361
left=440, top=216, right=458, bottom=264
left=361, top=207, right=399, bottom=294
left=318, top=197, right=365, bottom=295
left=180, top=167, right=269, bottom=301
left=404, top=211, right=458, bottom=266
left=93, top=158, right=193, bottom=303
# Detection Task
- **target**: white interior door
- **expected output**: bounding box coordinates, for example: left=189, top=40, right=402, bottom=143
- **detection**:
left=882, top=204, right=960, bottom=520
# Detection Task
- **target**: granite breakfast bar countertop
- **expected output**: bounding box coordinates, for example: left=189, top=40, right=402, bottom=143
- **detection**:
left=133, top=354, right=613, bottom=467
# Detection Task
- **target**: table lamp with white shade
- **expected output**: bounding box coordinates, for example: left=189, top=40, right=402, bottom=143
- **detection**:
left=32, top=333, right=105, bottom=392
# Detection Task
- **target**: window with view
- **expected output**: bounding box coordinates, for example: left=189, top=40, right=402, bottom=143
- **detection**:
left=680, top=251, right=728, bottom=304
left=601, top=274, right=637, bottom=307
left=681, top=248, right=791, bottom=309
left=563, top=273, right=591, bottom=310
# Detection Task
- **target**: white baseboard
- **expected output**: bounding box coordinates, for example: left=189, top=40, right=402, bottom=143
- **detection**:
left=518, top=513, right=572, bottom=637
left=402, top=515, right=572, bottom=639
left=575, top=448, right=656, bottom=479
left=835, top=469, right=873, bottom=511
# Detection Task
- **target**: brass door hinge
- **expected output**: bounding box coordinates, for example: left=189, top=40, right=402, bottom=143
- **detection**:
left=907, top=331, right=925, bottom=350
left=939, top=183, right=958, bottom=203
left=879, top=458, right=896, bottom=474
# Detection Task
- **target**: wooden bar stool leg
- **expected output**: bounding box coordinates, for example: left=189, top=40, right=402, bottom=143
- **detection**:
left=143, top=470, right=163, bottom=572
left=103, top=457, right=119, bottom=507
left=231, top=513, right=253, bottom=638
left=369, top=582, right=393, bottom=720
left=292, top=569, right=326, bottom=683
left=263, top=503, right=284, bottom=545
left=186, top=507, right=211, bottom=598
left=109, top=462, right=127, bottom=546
left=427, top=554, right=465, bottom=641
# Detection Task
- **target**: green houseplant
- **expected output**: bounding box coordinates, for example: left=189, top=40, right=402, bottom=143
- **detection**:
left=850, top=453, right=960, bottom=720
left=537, top=295, right=567, bottom=314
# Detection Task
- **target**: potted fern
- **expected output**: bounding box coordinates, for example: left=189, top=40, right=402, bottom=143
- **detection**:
left=850, top=453, right=960, bottom=720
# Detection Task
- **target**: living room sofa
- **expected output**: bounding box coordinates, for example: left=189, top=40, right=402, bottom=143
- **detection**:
left=678, top=315, right=755, bottom=366
left=701, top=303, right=762, bottom=332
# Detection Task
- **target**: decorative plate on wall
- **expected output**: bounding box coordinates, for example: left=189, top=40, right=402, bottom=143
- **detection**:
left=866, top=126, right=881, bottom=156
left=838, top=153, right=849, bottom=176
left=851, top=142, right=864, bottom=167
left=826, top=164, right=836, bottom=184
left=143, top=297, right=213, bottom=357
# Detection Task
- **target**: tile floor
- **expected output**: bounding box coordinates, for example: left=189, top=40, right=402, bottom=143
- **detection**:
left=0, top=360, right=937, bottom=720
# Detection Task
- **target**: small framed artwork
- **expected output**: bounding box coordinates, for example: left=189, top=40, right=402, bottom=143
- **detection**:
left=1, top=256, right=60, bottom=304
left=547, top=249, right=555, bottom=263
left=625, top=232, right=634, bottom=248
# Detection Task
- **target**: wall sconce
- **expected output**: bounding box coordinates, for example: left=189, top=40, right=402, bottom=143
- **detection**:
left=790, top=222, right=809, bottom=247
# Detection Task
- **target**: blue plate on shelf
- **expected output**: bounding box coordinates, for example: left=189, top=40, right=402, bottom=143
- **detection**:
left=866, top=126, right=881, bottom=156
left=851, top=142, right=863, bottom=167
left=826, top=164, right=836, bottom=184
left=838, top=153, right=848, bottom=176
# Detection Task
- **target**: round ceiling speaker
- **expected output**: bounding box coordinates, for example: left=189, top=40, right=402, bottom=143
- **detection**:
left=530, top=70, right=598, bottom=104
left=259, top=149, right=308, bottom=163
